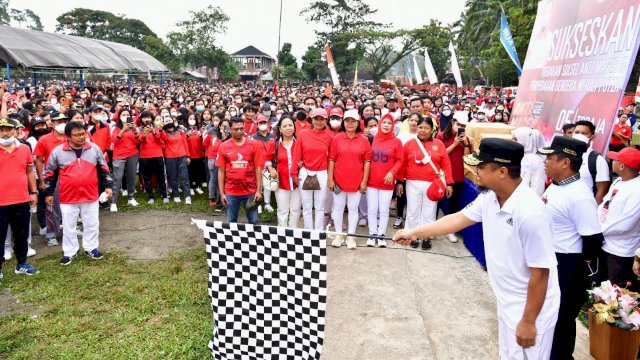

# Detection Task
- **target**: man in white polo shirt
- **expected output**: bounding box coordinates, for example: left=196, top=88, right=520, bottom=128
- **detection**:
left=572, top=121, right=610, bottom=204
left=598, top=147, right=640, bottom=291
left=394, top=138, right=560, bottom=359
left=538, top=136, right=603, bottom=359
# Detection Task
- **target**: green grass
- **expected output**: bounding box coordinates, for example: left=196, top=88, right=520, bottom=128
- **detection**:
left=0, top=248, right=213, bottom=360
left=114, top=188, right=277, bottom=223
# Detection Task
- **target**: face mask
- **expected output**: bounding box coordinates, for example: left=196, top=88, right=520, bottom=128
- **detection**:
left=263, top=111, right=271, bottom=117
left=0, top=137, right=15, bottom=146
left=178, top=97, right=184, bottom=103
left=296, top=111, right=307, bottom=121
left=100, top=115, right=108, bottom=123
left=54, top=123, right=66, bottom=134
left=188, top=119, right=196, bottom=126
left=442, top=110, right=452, bottom=116
left=329, top=120, right=342, bottom=129
left=494, top=115, right=503, bottom=121
left=270, top=105, right=276, bottom=112
left=33, top=128, right=49, bottom=137
left=307, top=105, right=316, bottom=111
left=121, top=116, right=129, bottom=123
left=230, top=111, right=237, bottom=117
left=50, top=98, right=58, bottom=105
left=276, top=114, right=282, bottom=120
left=80, top=94, right=87, bottom=99
left=258, top=124, right=268, bottom=132
left=369, top=127, right=378, bottom=136
left=346, top=104, right=355, bottom=110
left=92, top=114, right=101, bottom=122
left=196, top=105, right=205, bottom=112
left=477, top=114, right=485, bottom=120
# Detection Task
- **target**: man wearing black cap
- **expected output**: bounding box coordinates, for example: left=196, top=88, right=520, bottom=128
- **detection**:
left=394, top=138, right=560, bottom=359
left=538, top=136, right=603, bottom=359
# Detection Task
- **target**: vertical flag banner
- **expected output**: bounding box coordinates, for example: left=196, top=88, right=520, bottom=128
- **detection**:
left=324, top=42, right=340, bottom=86
left=448, top=41, right=463, bottom=87
left=412, top=54, right=423, bottom=85
left=196, top=220, right=327, bottom=360
left=424, top=49, right=439, bottom=84
left=500, top=9, right=523, bottom=76
left=510, top=0, right=640, bottom=154
left=404, top=56, right=414, bottom=86
left=354, top=61, right=359, bottom=84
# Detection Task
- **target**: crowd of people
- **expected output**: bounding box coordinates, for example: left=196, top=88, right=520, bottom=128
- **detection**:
left=1, top=78, right=640, bottom=358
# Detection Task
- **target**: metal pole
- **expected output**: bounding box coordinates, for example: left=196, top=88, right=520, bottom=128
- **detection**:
left=80, top=70, right=85, bottom=90
left=32, top=69, right=37, bottom=88
left=160, top=73, right=165, bottom=88
left=127, top=70, right=132, bottom=94
left=276, top=0, right=283, bottom=82
left=6, top=64, right=11, bottom=92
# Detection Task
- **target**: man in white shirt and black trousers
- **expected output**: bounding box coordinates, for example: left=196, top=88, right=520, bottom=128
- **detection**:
left=394, top=138, right=560, bottom=359
left=538, top=136, right=604, bottom=360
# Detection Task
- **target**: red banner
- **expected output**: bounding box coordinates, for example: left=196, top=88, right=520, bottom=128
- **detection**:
left=510, top=0, right=640, bottom=153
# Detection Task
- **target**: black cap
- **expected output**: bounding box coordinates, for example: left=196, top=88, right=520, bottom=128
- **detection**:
left=87, top=104, right=103, bottom=112
left=464, top=138, right=524, bottom=166
left=537, top=136, right=587, bottom=159
left=261, top=103, right=271, bottom=110
left=31, top=116, right=47, bottom=126
left=22, top=101, right=36, bottom=114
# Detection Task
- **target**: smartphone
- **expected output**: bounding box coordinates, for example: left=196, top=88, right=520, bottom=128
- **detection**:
left=380, top=80, right=390, bottom=89
left=61, top=97, right=72, bottom=108
left=127, top=118, right=134, bottom=124
left=457, top=128, right=465, bottom=136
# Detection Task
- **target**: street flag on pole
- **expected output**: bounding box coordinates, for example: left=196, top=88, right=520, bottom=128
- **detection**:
left=412, top=54, right=423, bottom=85
left=324, top=42, right=340, bottom=86
left=448, top=41, right=463, bottom=87
left=424, top=49, right=439, bottom=84
left=195, top=220, right=327, bottom=360
left=354, top=61, right=359, bottom=84
left=404, top=56, right=414, bottom=86
left=500, top=8, right=523, bottom=76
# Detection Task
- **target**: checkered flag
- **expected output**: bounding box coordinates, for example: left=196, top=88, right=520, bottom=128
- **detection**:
left=196, top=220, right=327, bottom=360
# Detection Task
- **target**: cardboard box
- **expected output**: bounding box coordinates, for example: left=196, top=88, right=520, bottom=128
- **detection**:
left=464, top=163, right=479, bottom=185
left=466, top=122, right=514, bottom=139
left=473, top=133, right=515, bottom=150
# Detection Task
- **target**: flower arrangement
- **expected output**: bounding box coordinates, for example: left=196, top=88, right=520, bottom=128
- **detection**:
left=588, top=280, right=640, bottom=331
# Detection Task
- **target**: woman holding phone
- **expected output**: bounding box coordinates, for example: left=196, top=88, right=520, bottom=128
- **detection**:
left=110, top=109, right=141, bottom=212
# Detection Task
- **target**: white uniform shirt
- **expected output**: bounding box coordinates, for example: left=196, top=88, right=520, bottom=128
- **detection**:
left=579, top=147, right=610, bottom=192
left=462, top=182, right=560, bottom=331
left=599, top=176, right=640, bottom=257
left=542, top=179, right=601, bottom=253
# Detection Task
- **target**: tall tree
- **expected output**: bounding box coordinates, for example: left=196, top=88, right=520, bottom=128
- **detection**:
left=301, top=0, right=386, bottom=78
left=277, top=43, right=297, bottom=68
left=301, top=45, right=327, bottom=81
left=0, top=0, right=9, bottom=26
left=9, top=8, right=25, bottom=27
left=22, top=9, right=43, bottom=31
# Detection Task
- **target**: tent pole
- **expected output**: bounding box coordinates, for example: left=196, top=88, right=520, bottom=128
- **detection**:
left=160, top=73, right=165, bottom=88
left=32, top=69, right=37, bottom=87
left=80, top=70, right=85, bottom=90
left=6, top=65, right=11, bottom=92
left=127, top=70, right=132, bottom=94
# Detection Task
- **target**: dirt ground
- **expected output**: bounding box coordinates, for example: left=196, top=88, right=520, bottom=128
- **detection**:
left=4, top=209, right=594, bottom=359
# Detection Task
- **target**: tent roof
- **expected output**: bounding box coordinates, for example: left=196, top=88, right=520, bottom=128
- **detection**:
left=0, top=26, right=169, bottom=72
left=231, top=45, right=274, bottom=59
left=182, top=70, right=207, bottom=79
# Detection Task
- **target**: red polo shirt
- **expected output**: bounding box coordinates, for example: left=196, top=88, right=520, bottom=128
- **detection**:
left=33, top=132, right=66, bottom=166
left=0, top=144, right=33, bottom=206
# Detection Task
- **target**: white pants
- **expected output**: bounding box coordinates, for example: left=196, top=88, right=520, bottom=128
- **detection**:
left=263, top=189, right=272, bottom=205
left=498, top=316, right=555, bottom=360
left=332, top=191, right=361, bottom=235
left=323, top=187, right=332, bottom=216
left=4, top=217, right=33, bottom=253
left=60, top=201, right=100, bottom=257
left=299, top=169, right=328, bottom=230
left=404, top=180, right=437, bottom=230
left=367, top=187, right=394, bottom=236
left=275, top=188, right=301, bottom=228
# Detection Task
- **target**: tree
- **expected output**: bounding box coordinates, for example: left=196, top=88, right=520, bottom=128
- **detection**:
left=142, top=36, right=181, bottom=73
left=9, top=9, right=25, bottom=27
left=277, top=43, right=297, bottom=68
left=301, top=45, right=327, bottom=81
left=22, top=9, right=42, bottom=31
left=219, top=61, right=239, bottom=81
left=56, top=8, right=118, bottom=38
left=0, top=0, right=9, bottom=26
left=301, top=0, right=386, bottom=78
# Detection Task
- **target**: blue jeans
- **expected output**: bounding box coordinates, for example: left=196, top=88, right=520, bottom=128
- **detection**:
left=226, top=194, right=259, bottom=225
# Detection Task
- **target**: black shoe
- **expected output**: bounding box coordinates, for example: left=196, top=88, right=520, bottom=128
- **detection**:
left=410, top=240, right=420, bottom=248
left=421, top=239, right=432, bottom=250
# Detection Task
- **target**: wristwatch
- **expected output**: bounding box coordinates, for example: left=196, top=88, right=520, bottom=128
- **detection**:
left=29, top=191, right=38, bottom=195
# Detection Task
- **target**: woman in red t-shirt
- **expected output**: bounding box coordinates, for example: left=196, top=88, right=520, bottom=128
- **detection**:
left=366, top=114, right=403, bottom=247
left=398, top=116, right=453, bottom=250
left=328, top=109, right=372, bottom=249
left=270, top=115, right=301, bottom=227
left=185, top=112, right=206, bottom=195
left=111, top=109, right=141, bottom=211
left=610, top=113, right=632, bottom=152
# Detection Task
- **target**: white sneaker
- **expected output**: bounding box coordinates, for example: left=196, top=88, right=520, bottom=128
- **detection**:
left=378, top=239, right=387, bottom=248
left=163, top=198, right=170, bottom=204
left=27, top=247, right=36, bottom=257
left=358, top=218, right=367, bottom=227
left=110, top=204, right=118, bottom=212
left=3, top=251, right=12, bottom=261
left=147, top=199, right=155, bottom=205
left=366, top=237, right=376, bottom=247
left=185, top=197, right=192, bottom=205
left=195, top=187, right=204, bottom=195
left=121, top=190, right=128, bottom=197
left=446, top=233, right=458, bottom=243
left=128, top=199, right=139, bottom=207
left=331, top=235, right=345, bottom=248
left=190, top=189, right=195, bottom=196
left=39, top=227, right=46, bottom=235
left=346, top=236, right=357, bottom=250
left=201, top=182, right=207, bottom=188
left=173, top=197, right=181, bottom=203
left=264, top=204, right=274, bottom=212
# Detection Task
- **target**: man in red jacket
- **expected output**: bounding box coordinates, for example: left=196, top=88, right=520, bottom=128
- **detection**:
left=44, top=122, right=113, bottom=266
left=217, top=117, right=264, bottom=224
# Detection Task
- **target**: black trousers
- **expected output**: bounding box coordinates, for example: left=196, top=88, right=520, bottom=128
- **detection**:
left=601, top=250, right=639, bottom=292
left=550, top=253, right=590, bottom=360
left=139, top=157, right=167, bottom=199
left=188, top=158, right=206, bottom=187
left=0, top=202, right=31, bottom=268
left=36, top=190, right=46, bottom=228
left=395, top=181, right=406, bottom=219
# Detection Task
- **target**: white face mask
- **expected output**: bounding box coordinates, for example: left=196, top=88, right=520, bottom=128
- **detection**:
left=121, top=116, right=129, bottom=123
left=230, top=111, right=237, bottom=117
left=477, top=114, right=485, bottom=120
left=80, top=93, right=87, bottom=99
left=50, top=98, right=58, bottom=105
left=270, top=105, right=276, bottom=112
left=54, top=123, right=66, bottom=134
left=442, top=110, right=451, bottom=116
left=329, top=120, right=342, bottom=129
left=188, top=119, right=196, bottom=126
left=258, top=124, right=268, bottom=132
left=369, top=127, right=378, bottom=136
left=0, top=137, right=15, bottom=146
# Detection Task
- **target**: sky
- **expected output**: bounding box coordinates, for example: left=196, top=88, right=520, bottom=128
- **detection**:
left=17, top=0, right=466, bottom=62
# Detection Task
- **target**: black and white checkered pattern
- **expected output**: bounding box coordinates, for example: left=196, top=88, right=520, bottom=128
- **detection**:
left=201, top=221, right=327, bottom=360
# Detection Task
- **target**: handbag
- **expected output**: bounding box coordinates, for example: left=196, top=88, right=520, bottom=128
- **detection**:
left=302, top=169, right=321, bottom=190
left=245, top=194, right=261, bottom=211
left=416, top=139, right=447, bottom=201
